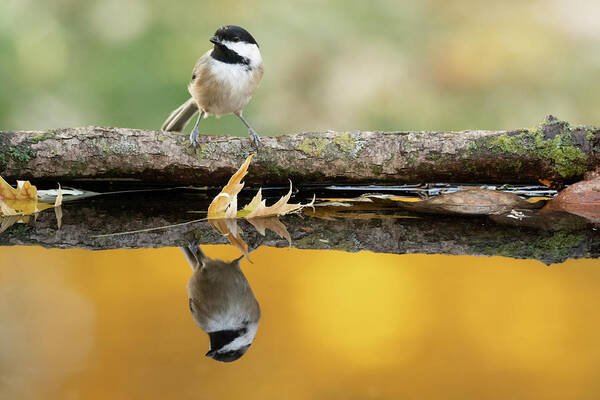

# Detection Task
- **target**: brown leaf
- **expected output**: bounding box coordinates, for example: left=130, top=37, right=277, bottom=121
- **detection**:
left=542, top=177, right=600, bottom=223
left=207, top=154, right=254, bottom=218
left=245, top=181, right=303, bottom=218
left=207, top=156, right=313, bottom=220
left=401, top=189, right=538, bottom=215
left=54, top=184, right=63, bottom=207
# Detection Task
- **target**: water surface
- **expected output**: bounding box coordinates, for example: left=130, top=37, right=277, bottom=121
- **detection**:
left=1, top=246, right=599, bottom=399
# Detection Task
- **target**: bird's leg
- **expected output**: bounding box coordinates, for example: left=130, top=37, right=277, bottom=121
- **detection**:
left=179, top=241, right=207, bottom=271
left=190, top=110, right=204, bottom=148
left=235, top=111, right=262, bottom=148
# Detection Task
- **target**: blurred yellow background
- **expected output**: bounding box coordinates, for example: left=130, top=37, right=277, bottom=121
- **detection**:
left=1, top=0, right=599, bottom=136
left=1, top=245, right=599, bottom=399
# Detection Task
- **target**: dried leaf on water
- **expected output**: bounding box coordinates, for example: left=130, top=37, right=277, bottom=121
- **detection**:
left=244, top=182, right=304, bottom=218
left=207, top=155, right=313, bottom=220
left=0, top=176, right=37, bottom=200
left=206, top=155, right=314, bottom=256
left=0, top=176, right=63, bottom=231
left=207, top=154, right=254, bottom=218
left=54, top=184, right=63, bottom=207
left=406, top=189, right=539, bottom=215
left=542, top=177, right=600, bottom=223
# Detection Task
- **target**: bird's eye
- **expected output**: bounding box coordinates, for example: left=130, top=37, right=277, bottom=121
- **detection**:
left=232, top=37, right=240, bottom=42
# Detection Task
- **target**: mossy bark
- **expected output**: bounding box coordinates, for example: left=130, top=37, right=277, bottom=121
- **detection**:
left=0, top=116, right=598, bottom=186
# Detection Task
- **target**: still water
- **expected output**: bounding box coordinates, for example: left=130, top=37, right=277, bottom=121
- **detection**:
left=1, top=245, right=599, bottom=399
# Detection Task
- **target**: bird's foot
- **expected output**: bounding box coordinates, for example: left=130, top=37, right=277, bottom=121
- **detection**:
left=190, top=126, right=200, bottom=148
left=248, top=128, right=262, bottom=149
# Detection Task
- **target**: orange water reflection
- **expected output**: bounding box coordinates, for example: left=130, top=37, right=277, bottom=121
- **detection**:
left=0, top=246, right=599, bottom=399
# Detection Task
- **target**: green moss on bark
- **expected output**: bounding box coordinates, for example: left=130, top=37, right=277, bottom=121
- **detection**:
left=481, top=122, right=588, bottom=179
left=333, top=132, right=356, bottom=155
left=296, top=138, right=329, bottom=157
left=30, top=130, right=55, bottom=142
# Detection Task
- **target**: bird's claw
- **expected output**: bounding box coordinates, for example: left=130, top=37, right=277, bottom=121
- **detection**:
left=248, top=128, right=262, bottom=149
left=190, top=126, right=200, bottom=148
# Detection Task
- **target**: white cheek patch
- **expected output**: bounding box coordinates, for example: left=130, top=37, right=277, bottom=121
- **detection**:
left=221, top=41, right=262, bottom=67
left=219, top=322, right=259, bottom=353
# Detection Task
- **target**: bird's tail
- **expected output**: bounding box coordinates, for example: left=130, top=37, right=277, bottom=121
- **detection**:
left=161, top=97, right=198, bottom=132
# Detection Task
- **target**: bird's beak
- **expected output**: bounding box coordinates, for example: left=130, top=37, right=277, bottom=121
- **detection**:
left=206, top=349, right=217, bottom=357
left=209, top=36, right=221, bottom=45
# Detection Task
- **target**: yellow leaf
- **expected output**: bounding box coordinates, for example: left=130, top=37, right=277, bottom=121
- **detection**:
left=0, top=200, right=17, bottom=216
left=207, top=154, right=254, bottom=218
left=1, top=199, right=54, bottom=215
left=207, top=156, right=313, bottom=220
left=0, top=176, right=37, bottom=200
left=54, top=184, right=63, bottom=207
left=245, top=181, right=302, bottom=218
left=224, top=194, right=238, bottom=219
left=0, top=176, right=62, bottom=218
left=241, top=188, right=263, bottom=214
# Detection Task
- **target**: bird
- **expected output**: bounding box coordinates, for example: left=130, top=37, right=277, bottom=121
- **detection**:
left=180, top=242, right=261, bottom=363
left=162, top=25, right=264, bottom=148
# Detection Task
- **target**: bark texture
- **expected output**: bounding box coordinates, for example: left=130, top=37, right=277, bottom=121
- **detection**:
left=1, top=116, right=599, bottom=186
left=1, top=193, right=597, bottom=265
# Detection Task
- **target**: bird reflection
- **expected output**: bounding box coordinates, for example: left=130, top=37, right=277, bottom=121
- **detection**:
left=180, top=243, right=261, bottom=362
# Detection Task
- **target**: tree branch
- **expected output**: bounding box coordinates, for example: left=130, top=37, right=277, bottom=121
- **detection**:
left=1, top=116, right=598, bottom=185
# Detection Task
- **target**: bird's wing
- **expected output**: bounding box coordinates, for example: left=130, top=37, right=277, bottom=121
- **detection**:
left=191, top=50, right=213, bottom=84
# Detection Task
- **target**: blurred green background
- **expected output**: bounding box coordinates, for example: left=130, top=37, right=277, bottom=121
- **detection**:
left=1, top=0, right=599, bottom=137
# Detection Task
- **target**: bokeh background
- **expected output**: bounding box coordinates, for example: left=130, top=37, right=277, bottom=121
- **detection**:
left=1, top=0, right=599, bottom=137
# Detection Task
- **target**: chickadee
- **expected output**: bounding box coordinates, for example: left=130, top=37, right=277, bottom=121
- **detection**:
left=162, top=25, right=264, bottom=148
left=180, top=243, right=261, bottom=363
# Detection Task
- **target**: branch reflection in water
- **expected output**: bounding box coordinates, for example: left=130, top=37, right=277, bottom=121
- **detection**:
left=180, top=242, right=261, bottom=363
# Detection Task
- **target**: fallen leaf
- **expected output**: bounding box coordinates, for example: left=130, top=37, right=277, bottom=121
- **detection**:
left=54, top=184, right=63, bottom=207
left=241, top=188, right=263, bottom=215
left=0, top=176, right=63, bottom=236
left=0, top=176, right=37, bottom=200
left=542, top=177, right=600, bottom=223
left=401, top=189, right=540, bottom=215
left=205, top=156, right=317, bottom=258
left=0, top=199, right=17, bottom=216
left=207, top=154, right=254, bottom=218
left=207, top=155, right=313, bottom=220
left=245, top=181, right=304, bottom=218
